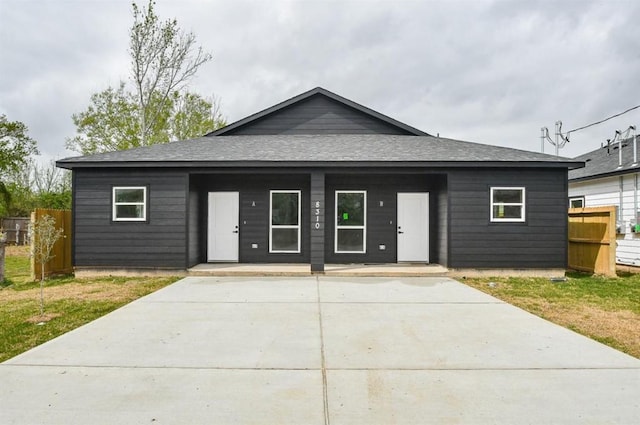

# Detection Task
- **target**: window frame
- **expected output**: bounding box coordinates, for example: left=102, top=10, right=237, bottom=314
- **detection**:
left=269, top=190, right=301, bottom=254
left=490, top=187, right=526, bottom=223
left=335, top=190, right=367, bottom=254
left=569, top=197, right=585, bottom=208
left=112, top=186, right=147, bottom=222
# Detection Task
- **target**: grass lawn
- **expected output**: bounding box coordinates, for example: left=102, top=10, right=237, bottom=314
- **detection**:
left=463, top=272, right=640, bottom=359
left=0, top=246, right=180, bottom=362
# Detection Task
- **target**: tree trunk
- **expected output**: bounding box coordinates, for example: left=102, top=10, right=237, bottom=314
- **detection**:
left=40, top=262, right=45, bottom=316
left=0, top=239, right=5, bottom=283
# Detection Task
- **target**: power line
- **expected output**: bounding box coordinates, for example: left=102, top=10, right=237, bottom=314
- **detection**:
left=567, top=103, right=640, bottom=136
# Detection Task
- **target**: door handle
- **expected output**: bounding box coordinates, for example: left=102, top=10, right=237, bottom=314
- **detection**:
left=232, top=230, right=239, bottom=233
left=398, top=231, right=404, bottom=234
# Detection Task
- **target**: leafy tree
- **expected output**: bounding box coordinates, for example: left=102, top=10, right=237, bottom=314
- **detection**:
left=67, top=87, right=224, bottom=154
left=171, top=92, right=225, bottom=141
left=67, top=83, right=140, bottom=154
left=130, top=0, right=212, bottom=146
left=0, top=115, right=39, bottom=174
left=0, top=115, right=39, bottom=211
left=1, top=160, right=71, bottom=216
left=67, top=0, right=224, bottom=155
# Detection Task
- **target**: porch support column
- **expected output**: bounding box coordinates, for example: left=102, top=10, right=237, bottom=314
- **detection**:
left=310, top=171, right=325, bottom=272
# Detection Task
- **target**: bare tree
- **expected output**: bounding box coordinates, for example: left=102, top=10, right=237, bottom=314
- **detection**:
left=30, top=215, right=64, bottom=316
left=33, top=161, right=70, bottom=194
left=130, top=0, right=212, bottom=146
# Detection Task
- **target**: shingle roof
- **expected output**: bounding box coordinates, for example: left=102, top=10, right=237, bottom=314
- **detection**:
left=57, top=134, right=582, bottom=169
left=569, top=137, right=640, bottom=181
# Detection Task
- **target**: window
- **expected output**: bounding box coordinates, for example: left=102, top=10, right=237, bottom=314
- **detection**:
left=270, top=190, right=301, bottom=253
left=569, top=197, right=584, bottom=208
left=490, top=187, right=525, bottom=222
left=113, top=187, right=147, bottom=221
left=335, top=191, right=366, bottom=253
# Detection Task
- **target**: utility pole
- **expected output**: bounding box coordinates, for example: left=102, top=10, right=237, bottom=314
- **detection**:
left=541, top=121, right=570, bottom=156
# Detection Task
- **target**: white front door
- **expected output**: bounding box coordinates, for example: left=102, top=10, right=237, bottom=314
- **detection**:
left=207, top=192, right=239, bottom=262
left=397, top=192, right=429, bottom=263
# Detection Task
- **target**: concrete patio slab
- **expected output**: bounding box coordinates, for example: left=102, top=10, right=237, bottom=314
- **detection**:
left=144, top=276, right=319, bottom=303
left=318, top=276, right=494, bottom=303
left=188, top=263, right=311, bottom=276
left=1, top=276, right=638, bottom=424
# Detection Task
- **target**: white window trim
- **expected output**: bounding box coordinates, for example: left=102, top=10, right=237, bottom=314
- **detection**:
left=569, top=197, right=585, bottom=208
left=112, top=186, right=147, bottom=222
left=490, top=187, right=525, bottom=222
left=269, top=190, right=301, bottom=253
left=335, top=190, right=367, bottom=254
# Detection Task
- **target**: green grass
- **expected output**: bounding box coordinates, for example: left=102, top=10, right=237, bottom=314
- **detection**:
left=463, top=272, right=640, bottom=358
left=0, top=254, right=179, bottom=362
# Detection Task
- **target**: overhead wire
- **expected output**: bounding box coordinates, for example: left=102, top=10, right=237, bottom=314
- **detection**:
left=567, top=104, right=640, bottom=136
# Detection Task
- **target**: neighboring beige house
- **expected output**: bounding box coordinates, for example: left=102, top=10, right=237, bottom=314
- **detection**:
left=569, top=136, right=640, bottom=265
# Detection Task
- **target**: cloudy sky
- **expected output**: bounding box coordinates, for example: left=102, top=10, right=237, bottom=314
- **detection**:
left=1, top=0, right=640, bottom=162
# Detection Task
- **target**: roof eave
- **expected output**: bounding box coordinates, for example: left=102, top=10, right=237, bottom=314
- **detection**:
left=569, top=165, right=640, bottom=182
left=57, top=160, right=583, bottom=170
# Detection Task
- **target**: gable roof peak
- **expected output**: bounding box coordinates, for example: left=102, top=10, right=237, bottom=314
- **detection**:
left=208, top=86, right=429, bottom=136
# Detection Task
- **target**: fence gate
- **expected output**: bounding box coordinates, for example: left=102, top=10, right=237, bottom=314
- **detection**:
left=568, top=206, right=616, bottom=276
left=31, top=208, right=72, bottom=280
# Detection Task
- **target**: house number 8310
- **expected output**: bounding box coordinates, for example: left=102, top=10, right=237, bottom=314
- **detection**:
left=314, top=201, right=321, bottom=230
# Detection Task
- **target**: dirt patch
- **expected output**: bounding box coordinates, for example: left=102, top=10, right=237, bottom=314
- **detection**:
left=500, top=295, right=640, bottom=358
left=0, top=281, right=153, bottom=304
left=5, top=245, right=30, bottom=257
left=540, top=303, right=640, bottom=358
left=25, top=313, right=62, bottom=323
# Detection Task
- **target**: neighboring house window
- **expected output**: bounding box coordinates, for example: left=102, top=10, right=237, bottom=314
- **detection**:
left=270, top=190, right=301, bottom=253
left=335, top=190, right=366, bottom=253
left=490, top=187, right=525, bottom=222
left=112, top=187, right=147, bottom=221
left=569, top=197, right=585, bottom=208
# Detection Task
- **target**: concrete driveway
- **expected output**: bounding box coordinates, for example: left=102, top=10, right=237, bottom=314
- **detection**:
left=1, top=276, right=638, bottom=424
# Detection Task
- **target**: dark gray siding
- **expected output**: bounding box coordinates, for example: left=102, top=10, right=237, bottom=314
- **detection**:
left=310, top=172, right=325, bottom=271
left=187, top=178, right=200, bottom=267
left=433, top=178, right=448, bottom=266
left=193, top=174, right=310, bottom=263
left=74, top=169, right=188, bottom=269
left=448, top=168, right=568, bottom=269
left=225, top=95, right=414, bottom=136
left=325, top=174, right=446, bottom=264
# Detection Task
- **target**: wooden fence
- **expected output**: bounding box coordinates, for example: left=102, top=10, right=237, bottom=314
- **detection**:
left=0, top=217, right=30, bottom=245
left=31, top=208, right=72, bottom=280
left=568, top=206, right=616, bottom=276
